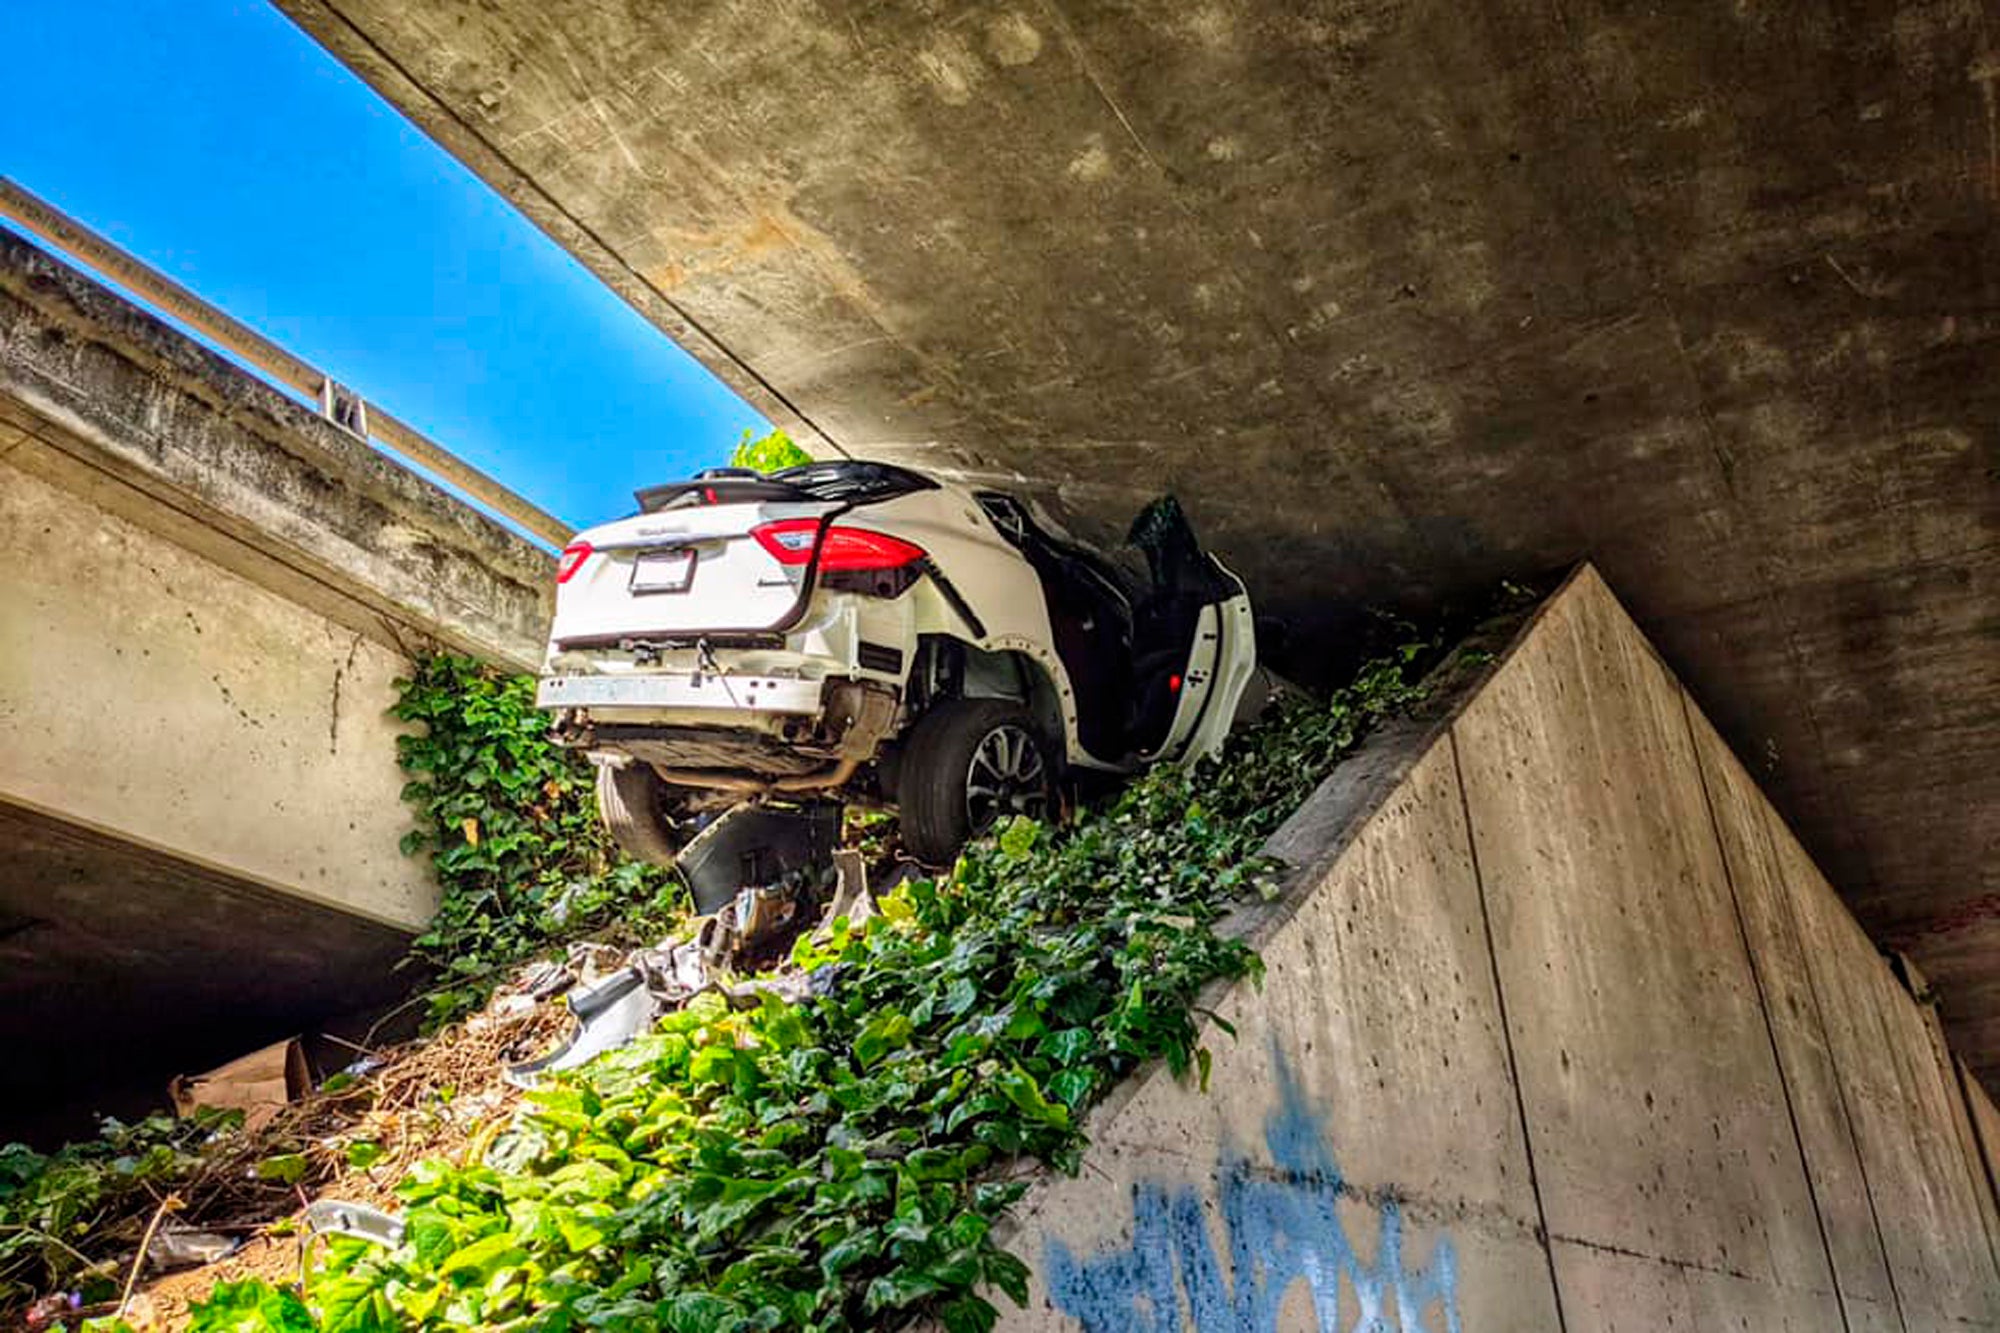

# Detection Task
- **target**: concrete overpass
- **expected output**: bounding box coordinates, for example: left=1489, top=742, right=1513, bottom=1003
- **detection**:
left=0, top=224, right=549, bottom=1141
left=275, top=0, right=2000, bottom=1082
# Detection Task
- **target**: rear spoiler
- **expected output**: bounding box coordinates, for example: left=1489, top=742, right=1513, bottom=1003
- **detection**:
left=635, top=475, right=810, bottom=512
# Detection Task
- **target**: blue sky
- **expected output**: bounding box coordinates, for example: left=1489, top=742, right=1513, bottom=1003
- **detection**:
left=0, top=0, right=766, bottom=534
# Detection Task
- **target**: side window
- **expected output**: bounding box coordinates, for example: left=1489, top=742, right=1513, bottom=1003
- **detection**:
left=974, top=492, right=1029, bottom=548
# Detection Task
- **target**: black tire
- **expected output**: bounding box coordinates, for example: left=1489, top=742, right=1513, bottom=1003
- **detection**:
left=898, top=699, right=1058, bottom=865
left=594, top=762, right=680, bottom=868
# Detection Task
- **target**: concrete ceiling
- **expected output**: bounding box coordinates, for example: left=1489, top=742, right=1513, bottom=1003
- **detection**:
left=276, top=1, right=1996, bottom=1075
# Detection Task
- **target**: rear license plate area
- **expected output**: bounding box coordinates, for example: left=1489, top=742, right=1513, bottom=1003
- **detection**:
left=629, top=548, right=696, bottom=594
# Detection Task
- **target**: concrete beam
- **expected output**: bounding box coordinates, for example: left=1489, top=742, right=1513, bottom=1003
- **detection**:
left=0, top=224, right=552, bottom=671
left=0, top=456, right=433, bottom=930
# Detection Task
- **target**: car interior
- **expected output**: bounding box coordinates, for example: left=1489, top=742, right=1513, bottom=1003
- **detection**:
left=975, top=492, right=1231, bottom=762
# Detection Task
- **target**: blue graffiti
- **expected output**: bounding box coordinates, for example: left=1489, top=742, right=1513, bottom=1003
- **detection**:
left=1044, top=1049, right=1461, bottom=1332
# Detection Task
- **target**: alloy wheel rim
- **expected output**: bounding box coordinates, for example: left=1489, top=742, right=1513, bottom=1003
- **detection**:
left=965, top=723, right=1049, bottom=832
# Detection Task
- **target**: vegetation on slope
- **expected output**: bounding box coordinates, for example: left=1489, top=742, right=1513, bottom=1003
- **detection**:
left=725, top=430, right=813, bottom=475
left=172, top=645, right=1433, bottom=1333
left=390, top=655, right=683, bottom=1029
left=8, top=620, right=1454, bottom=1332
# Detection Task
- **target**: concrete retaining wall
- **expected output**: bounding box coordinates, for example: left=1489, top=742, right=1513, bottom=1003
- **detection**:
left=0, top=455, right=431, bottom=930
left=1002, top=567, right=2000, bottom=1330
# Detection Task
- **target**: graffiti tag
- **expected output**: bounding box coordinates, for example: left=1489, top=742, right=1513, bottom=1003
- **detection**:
left=1043, top=1049, right=1461, bottom=1332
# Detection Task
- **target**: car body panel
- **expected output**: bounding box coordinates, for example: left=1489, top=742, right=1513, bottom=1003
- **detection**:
left=547, top=499, right=830, bottom=644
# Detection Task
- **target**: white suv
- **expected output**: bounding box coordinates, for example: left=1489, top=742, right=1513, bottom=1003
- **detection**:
left=538, top=461, right=1258, bottom=866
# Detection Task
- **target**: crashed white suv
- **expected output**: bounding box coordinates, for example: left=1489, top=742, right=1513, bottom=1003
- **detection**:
left=538, top=460, right=1257, bottom=866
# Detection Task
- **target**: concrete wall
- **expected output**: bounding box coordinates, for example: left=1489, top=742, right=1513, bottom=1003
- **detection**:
left=1002, top=567, right=2000, bottom=1330
left=0, top=226, right=558, bottom=1139
left=0, top=453, right=430, bottom=929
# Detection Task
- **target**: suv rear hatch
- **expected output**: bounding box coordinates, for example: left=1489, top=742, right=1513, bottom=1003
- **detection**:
left=549, top=497, right=838, bottom=646
left=547, top=464, right=942, bottom=648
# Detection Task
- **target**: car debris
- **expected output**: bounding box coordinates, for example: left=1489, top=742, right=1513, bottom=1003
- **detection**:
left=143, top=1227, right=242, bottom=1273
left=504, top=848, right=879, bottom=1088
left=675, top=800, right=842, bottom=914
left=301, top=1199, right=405, bottom=1249
left=503, top=967, right=656, bottom=1088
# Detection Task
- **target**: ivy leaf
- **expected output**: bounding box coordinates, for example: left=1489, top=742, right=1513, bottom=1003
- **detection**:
left=997, top=817, right=1039, bottom=859
left=1041, top=1027, right=1098, bottom=1065
left=940, top=1294, right=1000, bottom=1333
left=854, top=1012, right=913, bottom=1068
left=984, top=1249, right=1034, bottom=1306
left=864, top=1269, right=946, bottom=1313
left=436, top=1231, right=526, bottom=1279
left=1047, top=1068, right=1096, bottom=1109
left=253, top=1153, right=307, bottom=1186
left=994, top=1066, right=1069, bottom=1129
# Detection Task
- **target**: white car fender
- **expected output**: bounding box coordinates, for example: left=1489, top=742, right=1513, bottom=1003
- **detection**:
left=861, top=488, right=1095, bottom=764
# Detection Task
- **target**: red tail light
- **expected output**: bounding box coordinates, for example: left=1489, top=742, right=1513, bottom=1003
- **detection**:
left=555, top=541, right=594, bottom=584
left=752, top=520, right=926, bottom=571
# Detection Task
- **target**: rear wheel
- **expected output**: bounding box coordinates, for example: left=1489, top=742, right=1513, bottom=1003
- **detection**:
left=594, top=762, right=680, bottom=868
left=899, top=699, right=1057, bottom=865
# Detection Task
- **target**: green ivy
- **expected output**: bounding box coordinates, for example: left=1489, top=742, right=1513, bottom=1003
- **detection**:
left=190, top=643, right=1432, bottom=1332
left=726, top=429, right=813, bottom=474
left=188, top=1280, right=318, bottom=1332
left=390, top=654, right=684, bottom=1028
left=0, top=1111, right=238, bottom=1311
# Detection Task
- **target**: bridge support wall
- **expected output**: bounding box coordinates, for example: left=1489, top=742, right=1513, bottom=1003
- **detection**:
left=0, top=226, right=552, bottom=1141
left=1005, top=568, right=2000, bottom=1330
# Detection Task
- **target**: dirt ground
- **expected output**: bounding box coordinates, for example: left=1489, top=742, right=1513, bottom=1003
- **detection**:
left=85, top=996, right=570, bottom=1331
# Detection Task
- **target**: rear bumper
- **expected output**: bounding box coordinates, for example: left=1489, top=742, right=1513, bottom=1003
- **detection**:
left=536, top=672, right=824, bottom=715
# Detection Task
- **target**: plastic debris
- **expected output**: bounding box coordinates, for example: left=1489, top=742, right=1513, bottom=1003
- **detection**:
left=144, top=1227, right=242, bottom=1273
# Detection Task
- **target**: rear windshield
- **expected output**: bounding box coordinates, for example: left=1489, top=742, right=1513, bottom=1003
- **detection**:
left=771, top=461, right=938, bottom=503
left=636, top=461, right=937, bottom=513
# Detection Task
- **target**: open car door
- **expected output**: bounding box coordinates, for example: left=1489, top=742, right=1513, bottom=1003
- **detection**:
left=1120, top=497, right=1259, bottom=767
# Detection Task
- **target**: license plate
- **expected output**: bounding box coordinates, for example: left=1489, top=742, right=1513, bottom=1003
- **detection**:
left=629, top=548, right=696, bottom=594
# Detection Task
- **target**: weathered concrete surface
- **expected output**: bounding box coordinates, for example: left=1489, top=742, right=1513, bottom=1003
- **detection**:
left=0, top=229, right=553, bottom=1140
left=1965, top=1071, right=2000, bottom=1257
left=1690, top=710, right=1901, bottom=1330
left=998, top=568, right=1998, bottom=1329
left=0, top=458, right=431, bottom=929
left=274, top=0, right=2000, bottom=1082
left=0, top=224, right=551, bottom=671
left=1777, top=815, right=2000, bottom=1330
left=1454, top=569, right=1833, bottom=1303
